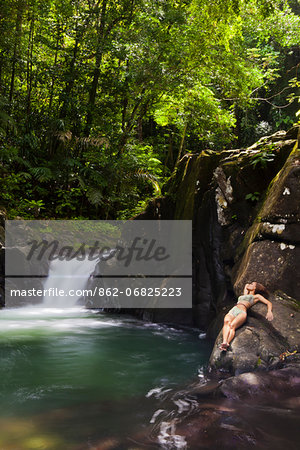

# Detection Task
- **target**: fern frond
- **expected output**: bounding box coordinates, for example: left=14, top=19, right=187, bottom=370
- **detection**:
left=55, top=130, right=72, bottom=142
left=30, top=166, right=54, bottom=182
left=13, top=156, right=32, bottom=168
left=75, top=175, right=86, bottom=189
left=86, top=187, right=103, bottom=205
left=75, top=136, right=109, bottom=150
left=135, top=170, right=161, bottom=195
left=18, top=172, right=32, bottom=180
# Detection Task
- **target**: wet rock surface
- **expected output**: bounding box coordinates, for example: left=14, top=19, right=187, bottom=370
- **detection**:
left=143, top=362, right=300, bottom=450
left=219, top=360, right=300, bottom=401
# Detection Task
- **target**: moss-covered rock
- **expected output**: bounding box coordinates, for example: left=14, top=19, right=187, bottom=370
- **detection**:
left=233, top=142, right=300, bottom=299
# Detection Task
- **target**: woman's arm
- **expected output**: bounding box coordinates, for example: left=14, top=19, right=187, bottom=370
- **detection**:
left=255, top=294, right=273, bottom=321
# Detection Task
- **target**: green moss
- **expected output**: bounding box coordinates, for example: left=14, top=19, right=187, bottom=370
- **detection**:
left=275, top=291, right=300, bottom=310
left=235, top=222, right=261, bottom=260
left=259, top=140, right=299, bottom=217
left=255, top=356, right=262, bottom=367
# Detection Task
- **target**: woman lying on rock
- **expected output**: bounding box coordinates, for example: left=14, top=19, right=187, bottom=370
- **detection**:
left=219, top=282, right=273, bottom=351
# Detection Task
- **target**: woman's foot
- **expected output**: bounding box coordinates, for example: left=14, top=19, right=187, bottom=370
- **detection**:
left=219, top=343, right=229, bottom=351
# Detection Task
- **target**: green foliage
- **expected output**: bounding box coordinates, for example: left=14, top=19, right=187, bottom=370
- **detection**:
left=30, top=167, right=54, bottom=182
left=23, top=199, right=45, bottom=216
left=0, top=99, right=15, bottom=137
left=274, top=114, right=294, bottom=129
left=245, top=192, right=260, bottom=202
left=86, top=188, right=103, bottom=207
left=0, top=0, right=299, bottom=218
left=55, top=188, right=84, bottom=215
left=117, top=199, right=150, bottom=220
left=153, top=86, right=236, bottom=148
left=250, top=146, right=276, bottom=168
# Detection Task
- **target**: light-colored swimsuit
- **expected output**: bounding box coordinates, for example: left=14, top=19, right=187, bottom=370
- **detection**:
left=237, top=294, right=255, bottom=306
left=228, top=294, right=255, bottom=317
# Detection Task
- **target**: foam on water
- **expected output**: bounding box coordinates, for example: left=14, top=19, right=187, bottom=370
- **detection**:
left=0, top=306, right=123, bottom=340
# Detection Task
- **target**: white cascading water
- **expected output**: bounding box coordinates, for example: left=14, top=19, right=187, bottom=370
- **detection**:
left=43, top=257, right=99, bottom=307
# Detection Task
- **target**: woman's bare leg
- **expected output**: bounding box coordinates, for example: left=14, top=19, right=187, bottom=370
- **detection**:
left=227, top=326, right=235, bottom=345
left=221, top=314, right=234, bottom=348
left=227, top=313, right=247, bottom=346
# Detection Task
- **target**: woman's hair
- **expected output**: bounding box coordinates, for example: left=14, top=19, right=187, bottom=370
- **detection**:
left=254, top=282, right=269, bottom=298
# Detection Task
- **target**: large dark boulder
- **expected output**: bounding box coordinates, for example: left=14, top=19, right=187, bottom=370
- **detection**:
left=191, top=129, right=298, bottom=327
left=191, top=128, right=298, bottom=327
left=132, top=126, right=299, bottom=332
left=233, top=144, right=300, bottom=300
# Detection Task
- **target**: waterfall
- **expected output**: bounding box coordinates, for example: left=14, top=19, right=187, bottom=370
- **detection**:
left=43, top=257, right=99, bottom=308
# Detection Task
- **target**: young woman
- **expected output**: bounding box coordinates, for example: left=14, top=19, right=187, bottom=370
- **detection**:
left=219, top=282, right=273, bottom=351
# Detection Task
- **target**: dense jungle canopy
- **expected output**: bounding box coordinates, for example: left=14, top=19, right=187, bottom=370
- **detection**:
left=0, top=0, right=299, bottom=219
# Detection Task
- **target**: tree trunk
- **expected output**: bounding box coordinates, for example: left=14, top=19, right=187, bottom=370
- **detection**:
left=163, top=131, right=174, bottom=174
left=121, top=59, right=129, bottom=132
left=59, top=1, right=94, bottom=121
left=26, top=5, right=35, bottom=117
left=0, top=53, right=3, bottom=93
left=9, top=2, right=23, bottom=110
left=117, top=89, right=148, bottom=157
left=59, top=33, right=79, bottom=120
left=84, top=0, right=108, bottom=136
left=175, top=122, right=187, bottom=167
left=49, top=22, right=61, bottom=112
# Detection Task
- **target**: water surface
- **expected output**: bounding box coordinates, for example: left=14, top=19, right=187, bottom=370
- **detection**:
left=0, top=307, right=210, bottom=449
